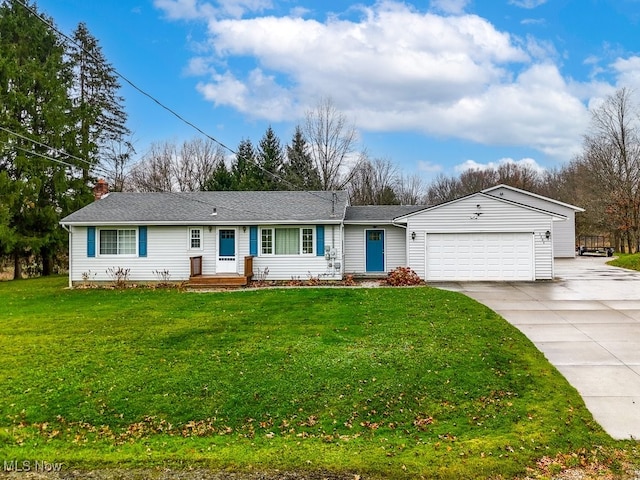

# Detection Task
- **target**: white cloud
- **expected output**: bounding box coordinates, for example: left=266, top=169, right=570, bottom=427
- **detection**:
left=289, top=6, right=311, bottom=18
left=197, top=68, right=295, bottom=121
left=612, top=56, right=640, bottom=91
left=418, top=160, right=443, bottom=173
left=200, top=3, right=528, bottom=108
left=156, top=0, right=615, bottom=162
left=508, top=0, right=548, bottom=8
left=455, top=157, right=547, bottom=174
left=521, top=18, right=545, bottom=25
left=430, top=0, right=471, bottom=15
left=184, top=56, right=215, bottom=76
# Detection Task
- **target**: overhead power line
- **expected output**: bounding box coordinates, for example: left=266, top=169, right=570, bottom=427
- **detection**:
left=0, top=125, right=94, bottom=169
left=12, top=144, right=109, bottom=177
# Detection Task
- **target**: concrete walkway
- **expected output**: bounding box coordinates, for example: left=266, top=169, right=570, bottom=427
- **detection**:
left=438, top=256, right=640, bottom=440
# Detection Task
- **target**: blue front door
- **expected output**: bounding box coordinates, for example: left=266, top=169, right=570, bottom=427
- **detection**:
left=217, top=229, right=237, bottom=273
left=366, top=230, right=385, bottom=272
left=219, top=229, right=235, bottom=256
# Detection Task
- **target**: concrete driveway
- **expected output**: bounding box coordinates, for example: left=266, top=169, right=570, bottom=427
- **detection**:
left=438, top=256, right=640, bottom=440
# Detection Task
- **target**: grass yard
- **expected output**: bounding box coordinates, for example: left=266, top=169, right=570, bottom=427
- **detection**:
left=0, top=277, right=634, bottom=479
left=608, top=252, right=640, bottom=271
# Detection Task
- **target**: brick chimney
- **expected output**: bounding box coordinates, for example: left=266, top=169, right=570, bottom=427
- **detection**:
left=93, top=179, right=109, bottom=201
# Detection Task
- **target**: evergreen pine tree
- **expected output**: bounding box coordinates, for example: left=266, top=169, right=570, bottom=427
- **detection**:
left=69, top=22, right=130, bottom=179
left=284, top=125, right=322, bottom=190
left=231, top=139, right=259, bottom=190
left=256, top=126, right=285, bottom=190
left=205, top=157, right=234, bottom=191
left=0, top=0, right=87, bottom=277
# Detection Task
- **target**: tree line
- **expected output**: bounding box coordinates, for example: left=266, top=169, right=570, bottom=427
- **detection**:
left=0, top=1, right=130, bottom=278
left=118, top=88, right=640, bottom=254
left=2, top=1, right=640, bottom=281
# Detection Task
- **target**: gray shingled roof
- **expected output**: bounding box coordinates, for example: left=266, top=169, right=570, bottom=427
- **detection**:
left=61, top=191, right=349, bottom=225
left=344, top=205, right=426, bottom=223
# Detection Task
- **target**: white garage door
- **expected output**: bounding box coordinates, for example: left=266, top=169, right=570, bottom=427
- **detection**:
left=426, top=232, right=534, bottom=281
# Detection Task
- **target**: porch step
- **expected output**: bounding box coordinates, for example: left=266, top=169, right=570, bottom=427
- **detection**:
left=188, top=274, right=250, bottom=288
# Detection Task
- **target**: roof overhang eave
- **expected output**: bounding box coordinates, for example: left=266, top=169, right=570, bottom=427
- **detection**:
left=60, top=219, right=345, bottom=227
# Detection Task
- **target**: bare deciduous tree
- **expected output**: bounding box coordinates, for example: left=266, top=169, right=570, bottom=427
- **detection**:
left=303, top=97, right=359, bottom=191
left=348, top=156, right=399, bottom=205
left=130, top=141, right=175, bottom=192
left=396, top=173, right=427, bottom=205
left=129, top=138, right=225, bottom=192
left=458, top=168, right=498, bottom=194
left=98, top=134, right=136, bottom=192
left=425, top=174, right=462, bottom=204
left=579, top=88, right=640, bottom=252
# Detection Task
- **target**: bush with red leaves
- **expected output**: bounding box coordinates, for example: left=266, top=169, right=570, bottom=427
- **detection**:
left=385, top=266, right=423, bottom=286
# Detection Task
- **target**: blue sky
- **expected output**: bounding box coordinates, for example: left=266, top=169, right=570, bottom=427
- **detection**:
left=37, top=0, right=640, bottom=180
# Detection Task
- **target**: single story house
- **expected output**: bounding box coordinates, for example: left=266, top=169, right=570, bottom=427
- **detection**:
left=60, top=184, right=581, bottom=286
left=60, top=189, right=348, bottom=286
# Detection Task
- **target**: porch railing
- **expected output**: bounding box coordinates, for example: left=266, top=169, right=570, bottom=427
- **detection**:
left=244, top=256, right=254, bottom=281
left=190, top=255, right=203, bottom=277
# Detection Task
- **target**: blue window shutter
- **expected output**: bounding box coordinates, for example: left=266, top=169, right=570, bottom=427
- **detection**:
left=87, top=227, right=96, bottom=257
left=316, top=225, right=325, bottom=256
left=139, top=226, right=147, bottom=257
left=249, top=226, right=258, bottom=256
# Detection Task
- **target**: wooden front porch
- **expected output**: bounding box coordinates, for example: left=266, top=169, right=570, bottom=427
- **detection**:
left=187, top=255, right=254, bottom=288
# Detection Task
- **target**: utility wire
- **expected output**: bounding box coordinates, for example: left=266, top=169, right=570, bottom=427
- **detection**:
left=12, top=0, right=336, bottom=207
left=0, top=125, right=95, bottom=169
left=11, top=144, right=110, bottom=176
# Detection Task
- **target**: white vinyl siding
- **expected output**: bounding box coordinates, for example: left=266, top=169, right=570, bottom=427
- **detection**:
left=72, top=226, right=204, bottom=282
left=485, top=187, right=577, bottom=258
left=70, top=224, right=343, bottom=283
left=343, top=225, right=406, bottom=275
left=404, top=195, right=554, bottom=281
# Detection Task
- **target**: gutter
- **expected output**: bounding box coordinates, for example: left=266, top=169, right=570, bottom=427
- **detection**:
left=61, top=224, right=72, bottom=289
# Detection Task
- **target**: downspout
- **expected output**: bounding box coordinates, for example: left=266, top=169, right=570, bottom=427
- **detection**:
left=61, top=224, right=72, bottom=288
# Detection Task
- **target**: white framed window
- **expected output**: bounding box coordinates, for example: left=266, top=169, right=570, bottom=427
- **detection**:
left=261, top=228, right=273, bottom=255
left=189, top=227, right=203, bottom=250
left=260, top=227, right=314, bottom=256
left=302, top=228, right=314, bottom=254
left=99, top=228, right=136, bottom=256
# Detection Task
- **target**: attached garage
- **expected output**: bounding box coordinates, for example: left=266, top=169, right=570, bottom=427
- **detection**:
left=425, top=232, right=534, bottom=281
left=394, top=192, right=565, bottom=282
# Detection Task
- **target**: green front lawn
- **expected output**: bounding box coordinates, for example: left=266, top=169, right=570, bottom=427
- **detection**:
left=0, top=277, right=631, bottom=478
left=608, top=252, right=640, bottom=271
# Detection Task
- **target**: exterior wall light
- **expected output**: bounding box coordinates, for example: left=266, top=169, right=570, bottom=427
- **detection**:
left=545, top=230, right=551, bottom=239
left=411, top=231, right=416, bottom=241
